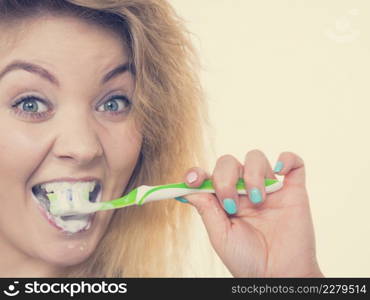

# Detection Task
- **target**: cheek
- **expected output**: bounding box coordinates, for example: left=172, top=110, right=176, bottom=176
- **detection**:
left=0, top=125, right=46, bottom=183
left=103, top=123, right=143, bottom=175
left=0, top=125, right=49, bottom=259
left=0, top=125, right=46, bottom=226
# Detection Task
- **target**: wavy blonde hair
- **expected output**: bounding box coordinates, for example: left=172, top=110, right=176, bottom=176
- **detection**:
left=0, top=0, right=225, bottom=277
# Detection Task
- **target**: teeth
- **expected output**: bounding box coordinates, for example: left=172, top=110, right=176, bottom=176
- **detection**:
left=42, top=181, right=97, bottom=194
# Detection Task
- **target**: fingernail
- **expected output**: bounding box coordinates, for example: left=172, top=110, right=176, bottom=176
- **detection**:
left=273, top=161, right=284, bottom=173
left=175, top=196, right=189, bottom=203
left=250, top=188, right=262, bottom=204
left=223, top=198, right=237, bottom=214
left=186, top=171, right=198, bottom=183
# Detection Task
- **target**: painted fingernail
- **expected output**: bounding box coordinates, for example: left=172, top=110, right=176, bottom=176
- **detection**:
left=175, top=196, right=189, bottom=203
left=223, top=198, right=237, bottom=214
left=186, top=171, right=198, bottom=183
left=250, top=188, right=262, bottom=204
left=274, top=161, right=284, bottom=173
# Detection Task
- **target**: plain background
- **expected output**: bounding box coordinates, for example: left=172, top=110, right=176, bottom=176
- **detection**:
left=170, top=0, right=370, bottom=277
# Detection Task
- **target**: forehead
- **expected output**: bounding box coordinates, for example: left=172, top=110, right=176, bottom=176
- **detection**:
left=0, top=15, right=129, bottom=66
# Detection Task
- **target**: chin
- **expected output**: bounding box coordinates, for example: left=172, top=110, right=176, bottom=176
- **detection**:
left=37, top=239, right=97, bottom=267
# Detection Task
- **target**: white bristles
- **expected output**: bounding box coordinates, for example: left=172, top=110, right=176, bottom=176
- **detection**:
left=46, top=182, right=95, bottom=216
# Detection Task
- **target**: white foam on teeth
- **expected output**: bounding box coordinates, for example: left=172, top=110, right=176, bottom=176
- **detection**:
left=53, top=214, right=91, bottom=234
left=53, top=186, right=92, bottom=212
left=42, top=181, right=96, bottom=193
left=42, top=182, right=97, bottom=233
left=33, top=193, right=92, bottom=234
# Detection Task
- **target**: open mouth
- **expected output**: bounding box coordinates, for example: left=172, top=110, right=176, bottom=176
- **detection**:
left=31, top=181, right=102, bottom=233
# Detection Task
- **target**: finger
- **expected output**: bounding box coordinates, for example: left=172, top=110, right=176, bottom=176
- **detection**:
left=174, top=167, right=208, bottom=204
left=243, top=149, right=277, bottom=205
left=273, top=151, right=306, bottom=186
left=182, top=166, right=210, bottom=187
left=174, top=166, right=209, bottom=203
left=212, top=154, right=243, bottom=215
left=183, top=192, right=231, bottom=246
left=175, top=168, right=231, bottom=244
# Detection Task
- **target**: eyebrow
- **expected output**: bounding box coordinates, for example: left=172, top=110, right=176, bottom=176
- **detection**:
left=0, top=60, right=131, bottom=86
left=101, top=62, right=131, bottom=84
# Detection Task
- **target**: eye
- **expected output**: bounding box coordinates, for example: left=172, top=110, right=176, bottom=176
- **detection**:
left=11, top=95, right=50, bottom=119
left=97, top=95, right=131, bottom=114
left=14, top=95, right=48, bottom=112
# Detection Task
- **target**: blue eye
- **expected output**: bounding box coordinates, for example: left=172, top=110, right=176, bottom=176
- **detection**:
left=15, top=96, right=48, bottom=112
left=97, top=95, right=131, bottom=114
left=11, top=95, right=50, bottom=119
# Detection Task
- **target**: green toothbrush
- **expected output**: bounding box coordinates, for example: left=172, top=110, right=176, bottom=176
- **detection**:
left=47, top=178, right=283, bottom=217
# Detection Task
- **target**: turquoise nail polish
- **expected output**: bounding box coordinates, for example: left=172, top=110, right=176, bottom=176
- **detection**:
left=223, top=198, right=237, bottom=214
left=250, top=188, right=262, bottom=204
left=175, top=196, right=189, bottom=203
left=274, top=161, right=284, bottom=173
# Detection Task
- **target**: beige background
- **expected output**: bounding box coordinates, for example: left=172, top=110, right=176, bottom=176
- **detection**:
left=171, top=0, right=370, bottom=277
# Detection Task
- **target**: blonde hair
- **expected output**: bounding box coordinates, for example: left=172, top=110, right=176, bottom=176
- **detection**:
left=0, top=0, right=221, bottom=277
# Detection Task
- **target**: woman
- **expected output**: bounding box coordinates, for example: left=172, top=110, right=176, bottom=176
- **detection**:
left=0, top=0, right=323, bottom=277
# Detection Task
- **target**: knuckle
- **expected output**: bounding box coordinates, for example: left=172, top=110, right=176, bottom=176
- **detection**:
left=296, top=154, right=305, bottom=164
left=280, top=151, right=295, bottom=159
left=218, top=154, right=236, bottom=163
left=280, top=151, right=305, bottom=165
left=248, top=149, right=264, bottom=156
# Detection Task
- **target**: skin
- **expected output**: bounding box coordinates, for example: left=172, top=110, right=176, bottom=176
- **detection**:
left=181, top=150, right=324, bottom=277
left=0, top=16, right=141, bottom=277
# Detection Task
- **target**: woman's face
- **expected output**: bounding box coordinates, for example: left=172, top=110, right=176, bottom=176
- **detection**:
left=0, top=16, right=141, bottom=271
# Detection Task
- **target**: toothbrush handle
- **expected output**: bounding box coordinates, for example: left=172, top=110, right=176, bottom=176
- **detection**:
left=141, top=178, right=283, bottom=204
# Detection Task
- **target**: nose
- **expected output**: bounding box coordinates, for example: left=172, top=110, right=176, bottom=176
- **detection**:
left=52, top=109, right=103, bottom=165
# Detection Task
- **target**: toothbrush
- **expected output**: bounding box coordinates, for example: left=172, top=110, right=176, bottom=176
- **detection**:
left=47, top=178, right=283, bottom=217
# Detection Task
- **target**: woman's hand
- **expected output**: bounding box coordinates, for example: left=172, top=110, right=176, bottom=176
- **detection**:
left=177, top=150, right=323, bottom=277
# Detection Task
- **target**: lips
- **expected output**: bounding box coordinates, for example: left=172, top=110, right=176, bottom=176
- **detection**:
left=30, top=180, right=102, bottom=233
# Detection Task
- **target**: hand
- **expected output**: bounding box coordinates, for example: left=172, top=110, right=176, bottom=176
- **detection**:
left=177, top=150, right=324, bottom=277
